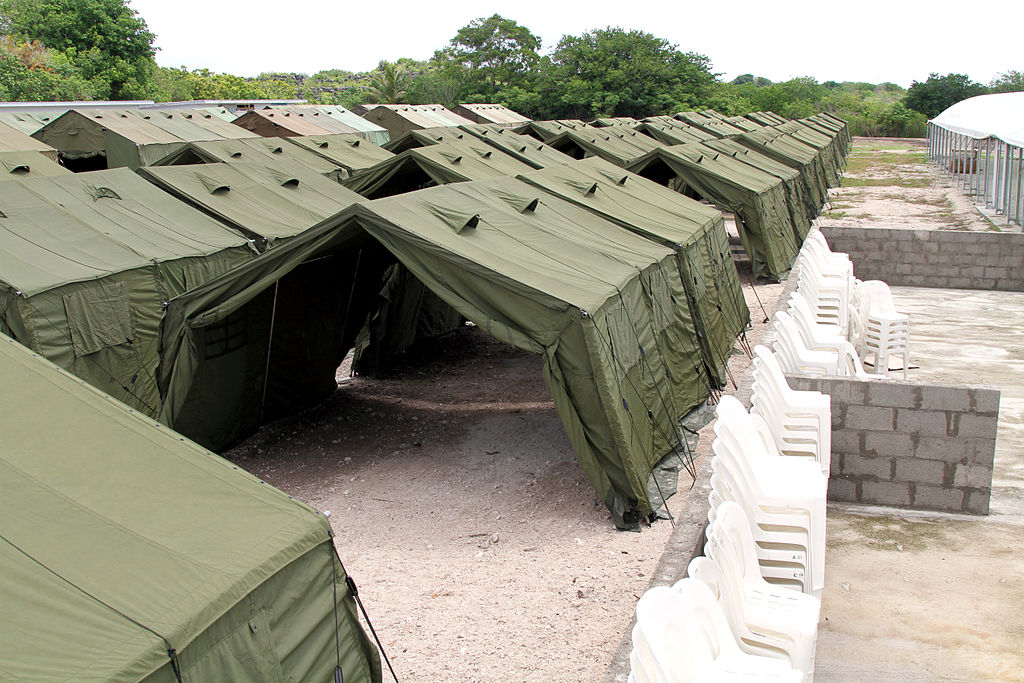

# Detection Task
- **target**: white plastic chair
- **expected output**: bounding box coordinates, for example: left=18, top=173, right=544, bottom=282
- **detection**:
left=785, top=296, right=869, bottom=377
left=710, top=396, right=827, bottom=597
left=750, top=345, right=831, bottom=477
left=632, top=583, right=804, bottom=682
left=691, top=506, right=820, bottom=680
left=857, top=280, right=910, bottom=379
left=772, top=312, right=851, bottom=377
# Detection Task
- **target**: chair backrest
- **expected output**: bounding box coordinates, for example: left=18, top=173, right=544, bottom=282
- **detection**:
left=708, top=501, right=764, bottom=583
left=635, top=585, right=704, bottom=679
left=772, top=312, right=835, bottom=375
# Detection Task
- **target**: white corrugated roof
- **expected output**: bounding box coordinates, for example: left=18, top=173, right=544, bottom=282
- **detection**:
left=931, top=92, right=1024, bottom=147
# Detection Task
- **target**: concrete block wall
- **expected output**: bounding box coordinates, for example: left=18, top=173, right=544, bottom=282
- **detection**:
left=818, top=226, right=1024, bottom=291
left=786, top=374, right=1000, bottom=514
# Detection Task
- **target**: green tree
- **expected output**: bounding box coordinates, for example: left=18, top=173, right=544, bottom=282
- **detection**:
left=364, top=60, right=410, bottom=104
left=989, top=70, right=1024, bottom=93
left=904, top=73, right=987, bottom=118
left=541, top=27, right=716, bottom=119
left=434, top=14, right=540, bottom=102
left=0, top=0, right=156, bottom=99
left=0, top=36, right=93, bottom=100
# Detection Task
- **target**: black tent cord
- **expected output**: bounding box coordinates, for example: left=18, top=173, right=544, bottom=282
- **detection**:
left=0, top=533, right=184, bottom=682
left=344, top=571, right=400, bottom=683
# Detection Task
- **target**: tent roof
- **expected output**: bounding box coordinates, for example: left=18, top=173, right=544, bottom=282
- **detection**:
left=151, top=136, right=347, bottom=177
left=0, top=111, right=60, bottom=135
left=343, top=142, right=535, bottom=198
left=36, top=109, right=184, bottom=147
left=289, top=105, right=389, bottom=136
left=513, top=119, right=588, bottom=141
left=138, top=108, right=259, bottom=139
left=268, top=105, right=364, bottom=135
left=139, top=161, right=363, bottom=243
left=233, top=109, right=336, bottom=136
left=546, top=126, right=665, bottom=166
left=460, top=124, right=575, bottom=169
left=674, top=111, right=746, bottom=138
left=453, top=103, right=531, bottom=125
left=636, top=120, right=715, bottom=146
left=0, top=150, right=72, bottom=179
left=0, top=120, right=59, bottom=155
left=517, top=156, right=722, bottom=243
left=363, top=104, right=475, bottom=128
left=931, top=92, right=1024, bottom=146
left=0, top=332, right=331, bottom=682
left=0, top=168, right=252, bottom=295
left=285, top=133, right=394, bottom=172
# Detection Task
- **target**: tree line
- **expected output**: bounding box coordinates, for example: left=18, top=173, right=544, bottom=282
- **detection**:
left=1, top=1, right=1020, bottom=138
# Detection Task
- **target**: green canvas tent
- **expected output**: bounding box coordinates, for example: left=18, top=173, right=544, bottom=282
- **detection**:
left=32, top=109, right=186, bottom=170
left=150, top=137, right=349, bottom=182
left=746, top=111, right=788, bottom=126
left=723, top=115, right=764, bottom=133
left=0, top=168, right=256, bottom=416
left=359, top=104, right=474, bottom=140
left=513, top=119, right=588, bottom=142
left=232, top=108, right=336, bottom=137
left=544, top=126, right=665, bottom=166
left=453, top=103, right=531, bottom=128
left=0, top=120, right=60, bottom=160
left=138, top=161, right=364, bottom=249
left=138, top=108, right=260, bottom=140
left=459, top=124, right=576, bottom=169
left=285, top=133, right=395, bottom=174
left=156, top=180, right=710, bottom=528
left=626, top=143, right=800, bottom=281
left=343, top=142, right=536, bottom=199
left=0, top=150, right=72, bottom=180
left=303, top=106, right=391, bottom=146
left=382, top=126, right=473, bottom=153
left=592, top=117, right=640, bottom=128
left=636, top=120, right=717, bottom=146
left=384, top=126, right=575, bottom=171
left=674, top=111, right=746, bottom=139
left=0, top=110, right=60, bottom=135
left=737, top=127, right=831, bottom=210
left=774, top=120, right=842, bottom=184
left=701, top=137, right=814, bottom=239
left=0, top=333, right=381, bottom=683
left=515, top=157, right=749, bottom=385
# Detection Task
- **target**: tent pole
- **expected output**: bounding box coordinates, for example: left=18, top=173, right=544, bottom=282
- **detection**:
left=259, top=281, right=280, bottom=422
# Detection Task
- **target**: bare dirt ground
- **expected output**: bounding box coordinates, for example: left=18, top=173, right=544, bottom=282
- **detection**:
left=821, top=137, right=997, bottom=232
left=227, top=240, right=781, bottom=682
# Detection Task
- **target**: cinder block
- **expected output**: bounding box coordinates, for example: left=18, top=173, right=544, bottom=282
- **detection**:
left=895, top=458, right=946, bottom=485
left=830, top=429, right=861, bottom=454
left=867, top=381, right=920, bottom=409
left=963, top=489, right=991, bottom=514
left=861, top=480, right=911, bottom=506
left=964, top=266, right=986, bottom=278
left=973, top=278, right=997, bottom=290
left=826, top=477, right=858, bottom=502
left=821, top=378, right=868, bottom=406
left=895, top=409, right=948, bottom=435
left=844, top=453, right=893, bottom=479
left=953, top=463, right=993, bottom=488
left=915, top=436, right=967, bottom=463
left=972, top=389, right=1001, bottom=415
left=919, top=386, right=971, bottom=412
left=963, top=438, right=997, bottom=468
left=955, top=412, right=998, bottom=439
left=912, top=484, right=964, bottom=511
left=947, top=277, right=972, bottom=288
left=845, top=405, right=896, bottom=431
left=984, top=266, right=1009, bottom=279
left=864, top=431, right=914, bottom=458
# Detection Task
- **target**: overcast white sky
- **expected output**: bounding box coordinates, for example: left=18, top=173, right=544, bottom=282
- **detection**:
left=130, top=0, right=1020, bottom=88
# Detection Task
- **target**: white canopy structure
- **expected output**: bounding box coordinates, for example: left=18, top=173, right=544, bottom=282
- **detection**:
left=928, top=93, right=1024, bottom=227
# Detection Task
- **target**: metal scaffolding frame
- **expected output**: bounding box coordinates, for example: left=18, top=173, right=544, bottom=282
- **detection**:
left=928, top=121, right=1023, bottom=229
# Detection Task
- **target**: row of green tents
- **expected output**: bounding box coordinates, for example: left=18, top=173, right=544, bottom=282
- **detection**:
left=1, top=106, right=847, bottom=681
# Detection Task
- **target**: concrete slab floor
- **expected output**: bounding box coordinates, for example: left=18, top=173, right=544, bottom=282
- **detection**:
left=817, top=287, right=1024, bottom=682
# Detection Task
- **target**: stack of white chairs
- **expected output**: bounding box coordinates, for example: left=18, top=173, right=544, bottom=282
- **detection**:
left=694, top=501, right=821, bottom=680
left=629, top=581, right=804, bottom=682
left=750, top=345, right=831, bottom=478
left=708, top=396, right=827, bottom=598
left=791, top=228, right=910, bottom=379
left=850, top=280, right=911, bottom=379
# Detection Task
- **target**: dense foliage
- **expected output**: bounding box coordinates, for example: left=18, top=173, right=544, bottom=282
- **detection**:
left=1, top=4, right=1020, bottom=137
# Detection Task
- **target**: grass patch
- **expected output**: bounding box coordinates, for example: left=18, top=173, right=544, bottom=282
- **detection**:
left=841, top=176, right=932, bottom=188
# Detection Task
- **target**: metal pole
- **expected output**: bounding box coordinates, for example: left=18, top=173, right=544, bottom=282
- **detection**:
left=1003, top=140, right=1012, bottom=220
left=259, top=280, right=280, bottom=422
